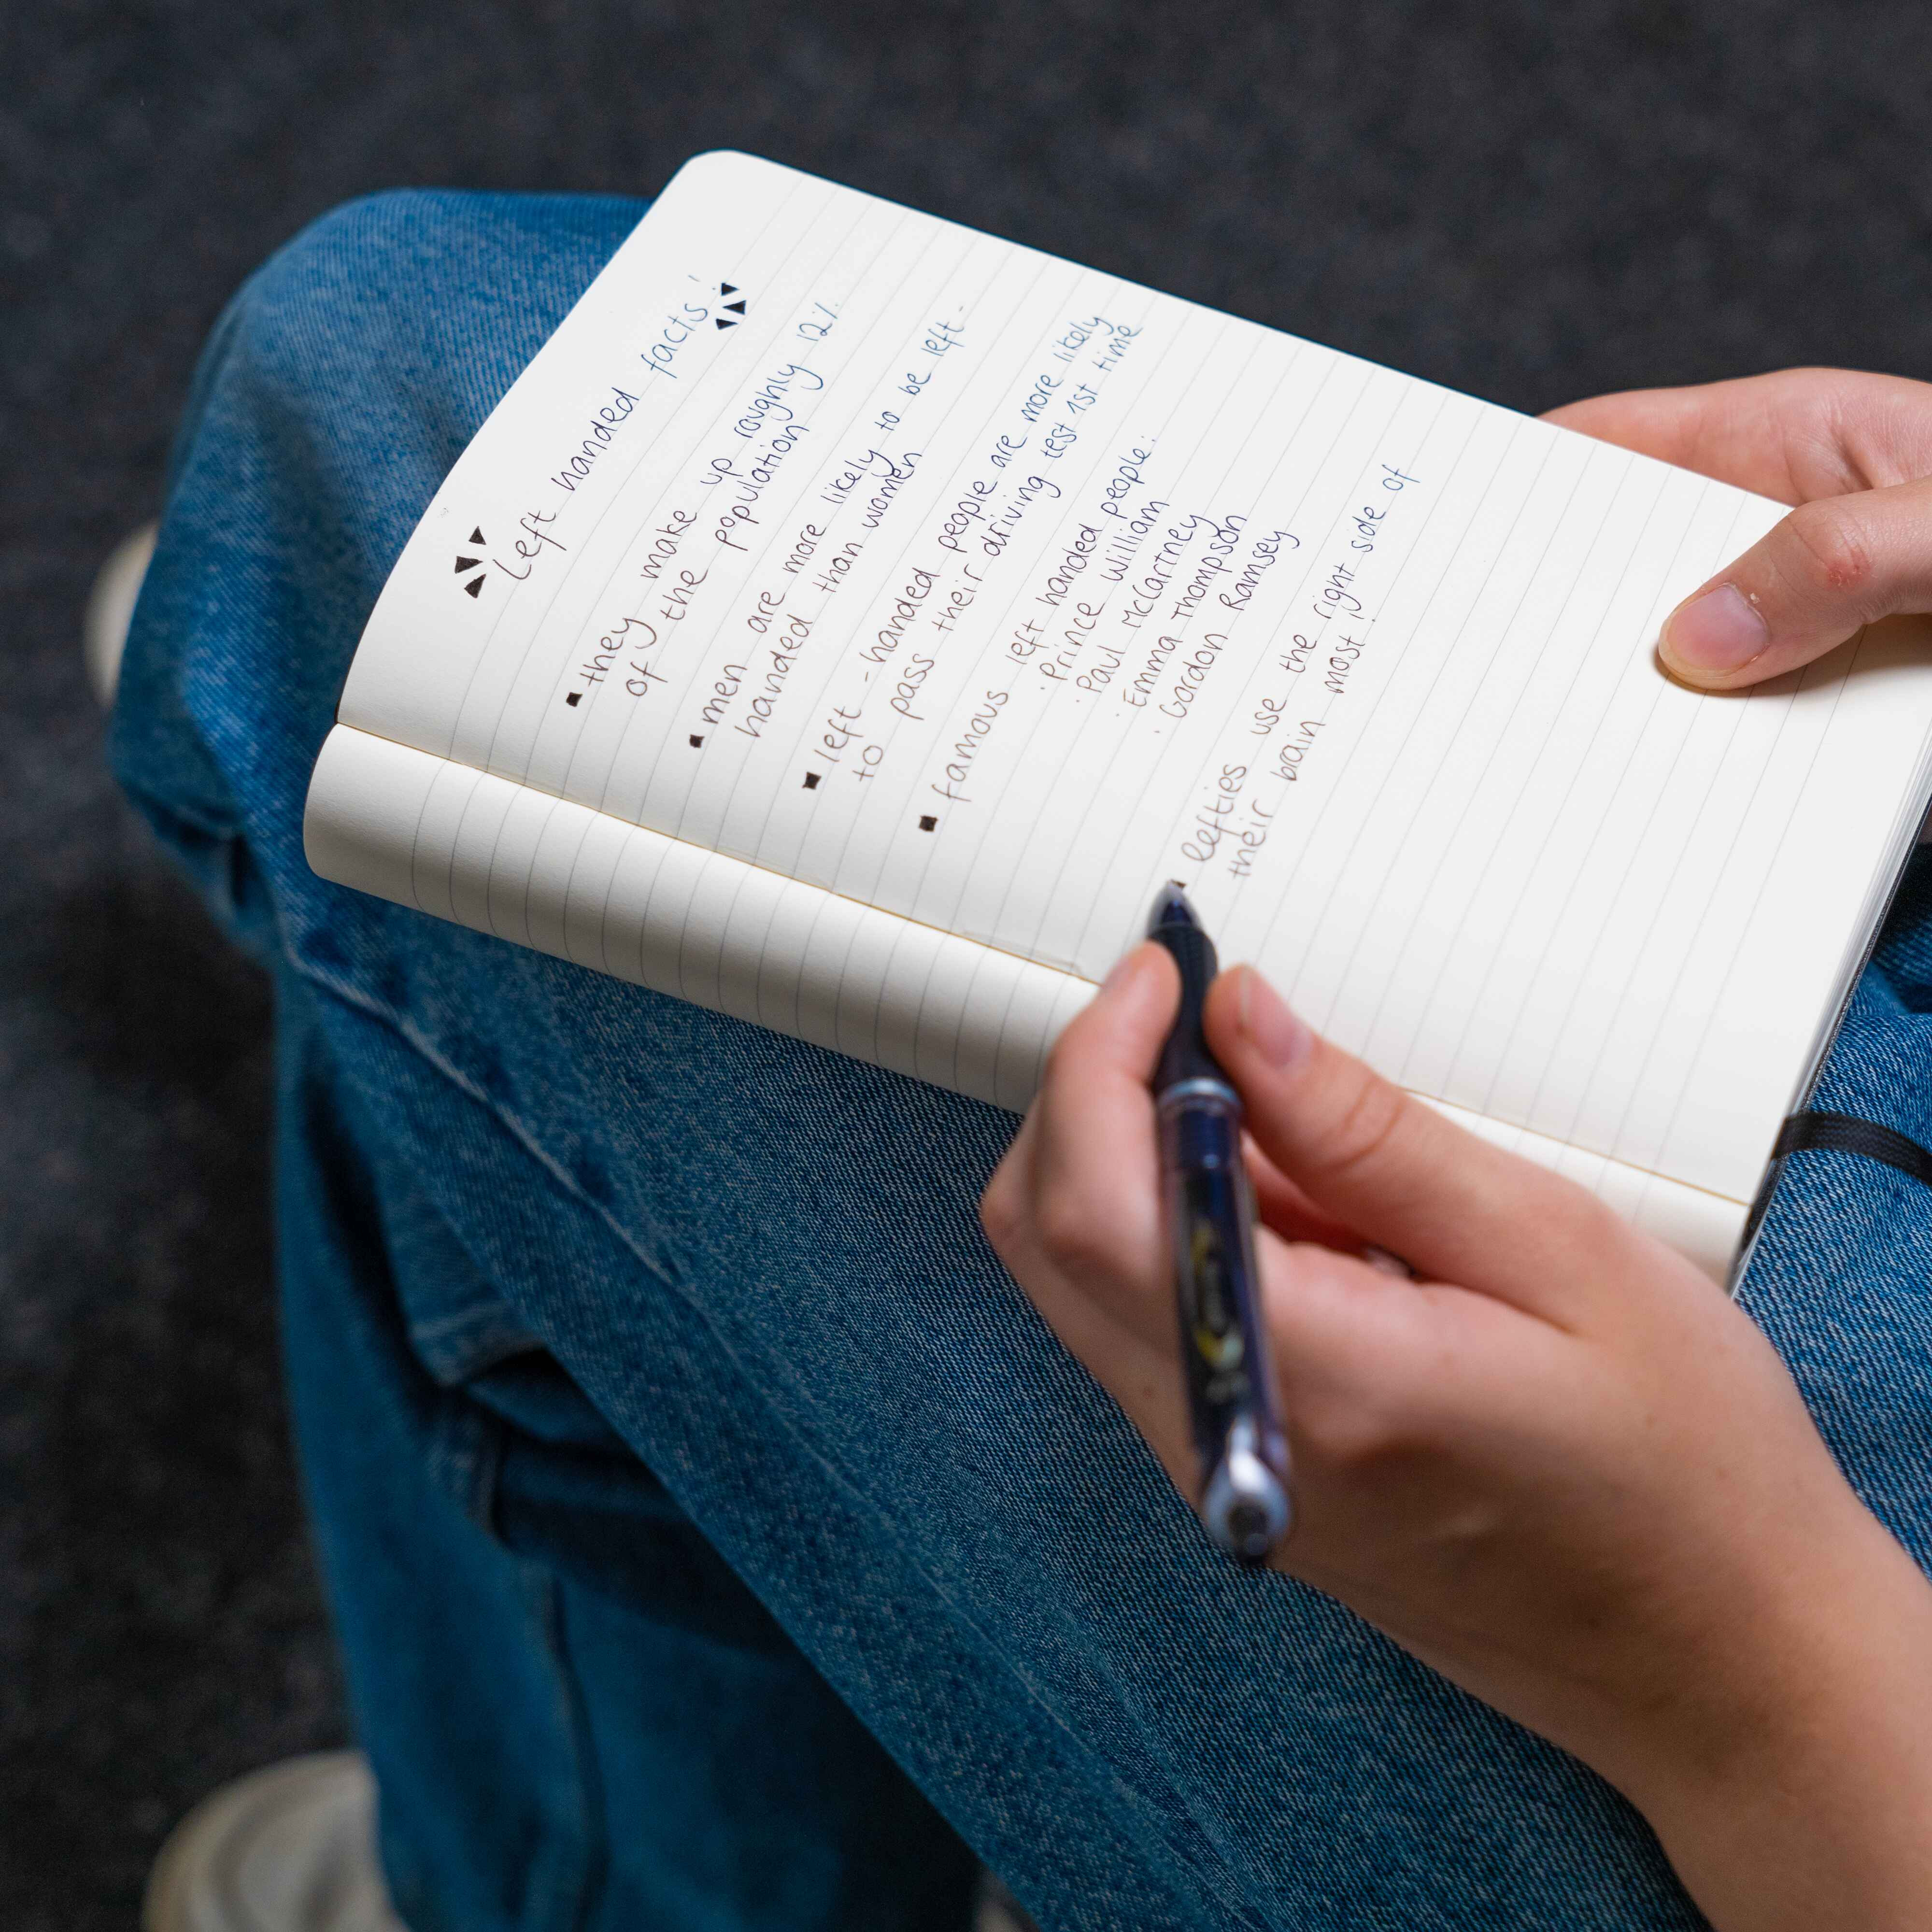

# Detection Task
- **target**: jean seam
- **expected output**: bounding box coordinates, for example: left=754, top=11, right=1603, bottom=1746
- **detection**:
left=425, top=1387, right=505, bottom=1533
left=545, top=1577, right=611, bottom=1932
left=510, top=1563, right=608, bottom=1932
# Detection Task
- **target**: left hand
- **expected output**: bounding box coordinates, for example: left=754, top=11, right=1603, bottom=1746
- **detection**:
left=981, top=944, right=1932, bottom=1932
left=1544, top=368, right=1932, bottom=688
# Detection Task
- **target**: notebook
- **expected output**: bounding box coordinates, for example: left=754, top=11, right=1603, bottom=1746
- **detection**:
left=304, top=150, right=1932, bottom=1281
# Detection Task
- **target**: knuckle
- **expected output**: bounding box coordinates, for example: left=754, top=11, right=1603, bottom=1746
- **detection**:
left=1034, top=1182, right=1130, bottom=1282
left=1314, top=1067, right=1411, bottom=1190
left=1295, top=1385, right=1423, bottom=1477
left=978, top=1169, right=1023, bottom=1257
left=1038, top=1025, right=1088, bottom=1094
left=1784, top=499, right=1876, bottom=602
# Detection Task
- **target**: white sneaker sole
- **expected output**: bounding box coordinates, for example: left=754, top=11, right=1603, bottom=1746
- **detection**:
left=144, top=1746, right=1033, bottom=1932
left=83, top=521, right=158, bottom=708
left=142, top=1750, right=405, bottom=1932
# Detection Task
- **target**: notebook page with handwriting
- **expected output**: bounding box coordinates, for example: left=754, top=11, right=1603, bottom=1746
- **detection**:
left=311, top=150, right=1932, bottom=1262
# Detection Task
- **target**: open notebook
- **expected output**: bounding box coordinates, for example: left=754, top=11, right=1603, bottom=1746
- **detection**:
left=305, top=151, right=1932, bottom=1282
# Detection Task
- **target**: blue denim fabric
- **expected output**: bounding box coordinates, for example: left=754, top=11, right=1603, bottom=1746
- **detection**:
left=112, top=189, right=1932, bottom=1932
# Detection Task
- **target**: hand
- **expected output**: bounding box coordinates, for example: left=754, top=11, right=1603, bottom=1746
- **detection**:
left=1544, top=368, right=1932, bottom=689
left=982, top=948, right=1932, bottom=1930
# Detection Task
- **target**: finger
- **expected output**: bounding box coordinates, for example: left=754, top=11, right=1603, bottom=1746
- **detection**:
left=1543, top=369, right=1932, bottom=505
left=1245, top=1137, right=1384, bottom=1256
left=999, top=944, right=1196, bottom=1464
left=1204, top=966, right=1662, bottom=1320
left=1657, top=473, right=1932, bottom=688
left=1250, top=1238, right=1581, bottom=1586
left=979, top=1104, right=1043, bottom=1266
left=1021, top=941, right=1178, bottom=1308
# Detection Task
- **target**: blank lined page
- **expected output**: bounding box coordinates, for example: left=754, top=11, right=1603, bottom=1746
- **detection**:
left=305, top=725, right=1093, bottom=1112
left=332, top=151, right=1932, bottom=1208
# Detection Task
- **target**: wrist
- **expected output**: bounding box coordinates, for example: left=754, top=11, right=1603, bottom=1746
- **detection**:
left=1619, top=1519, right=1932, bottom=1930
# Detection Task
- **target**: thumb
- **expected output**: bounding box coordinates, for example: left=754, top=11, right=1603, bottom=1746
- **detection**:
left=1204, top=966, right=1653, bottom=1318
left=1660, top=474, right=1932, bottom=689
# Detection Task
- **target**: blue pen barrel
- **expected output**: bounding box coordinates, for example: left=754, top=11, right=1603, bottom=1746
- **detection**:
left=1146, top=881, right=1291, bottom=1563
left=1160, top=1099, right=1248, bottom=1395
left=1159, top=1090, right=1259, bottom=1419
left=1158, top=1085, right=1293, bottom=1563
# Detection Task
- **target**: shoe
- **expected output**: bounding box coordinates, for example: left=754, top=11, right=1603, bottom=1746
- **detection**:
left=83, top=521, right=157, bottom=707
left=144, top=1746, right=1033, bottom=1932
left=142, top=1751, right=407, bottom=1932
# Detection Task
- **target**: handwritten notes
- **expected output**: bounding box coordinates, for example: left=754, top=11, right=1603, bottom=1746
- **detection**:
left=338, top=153, right=1932, bottom=1214
left=344, top=156, right=1470, bottom=982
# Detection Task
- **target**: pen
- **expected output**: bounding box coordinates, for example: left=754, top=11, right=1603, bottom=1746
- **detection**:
left=1146, top=882, right=1293, bottom=1566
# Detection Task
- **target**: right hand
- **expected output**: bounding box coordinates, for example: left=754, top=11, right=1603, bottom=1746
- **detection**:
left=1543, top=368, right=1932, bottom=688
left=982, top=949, right=1932, bottom=1931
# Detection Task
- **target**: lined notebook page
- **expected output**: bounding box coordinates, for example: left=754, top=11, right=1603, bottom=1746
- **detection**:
left=306, top=723, right=1748, bottom=1274
left=319, top=150, right=1932, bottom=1223
left=307, top=726, right=1093, bottom=1113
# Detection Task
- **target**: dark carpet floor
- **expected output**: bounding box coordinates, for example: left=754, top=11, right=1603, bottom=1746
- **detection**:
left=5, top=3, right=1932, bottom=1924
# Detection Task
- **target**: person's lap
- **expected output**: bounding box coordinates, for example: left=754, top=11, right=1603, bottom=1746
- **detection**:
left=111, top=187, right=1932, bottom=1932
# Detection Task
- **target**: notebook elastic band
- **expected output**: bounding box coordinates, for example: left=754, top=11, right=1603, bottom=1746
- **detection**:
left=1772, top=1110, right=1932, bottom=1192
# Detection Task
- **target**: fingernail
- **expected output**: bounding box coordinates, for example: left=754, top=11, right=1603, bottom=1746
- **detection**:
left=1235, top=966, right=1313, bottom=1071
left=1661, top=582, right=1769, bottom=673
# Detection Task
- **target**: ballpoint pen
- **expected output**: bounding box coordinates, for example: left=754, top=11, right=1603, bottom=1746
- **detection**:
left=1146, top=882, right=1293, bottom=1565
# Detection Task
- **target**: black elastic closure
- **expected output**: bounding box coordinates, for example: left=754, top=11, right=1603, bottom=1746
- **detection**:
left=1773, top=1110, right=1932, bottom=1192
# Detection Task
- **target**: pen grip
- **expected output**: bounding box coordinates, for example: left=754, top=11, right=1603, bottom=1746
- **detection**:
left=1148, top=917, right=1224, bottom=1097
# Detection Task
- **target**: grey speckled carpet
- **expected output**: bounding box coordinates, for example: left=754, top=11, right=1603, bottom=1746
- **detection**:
left=5, top=2, right=1932, bottom=1924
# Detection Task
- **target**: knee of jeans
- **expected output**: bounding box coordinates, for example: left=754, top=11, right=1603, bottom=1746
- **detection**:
left=192, top=185, right=650, bottom=555
left=226, top=188, right=482, bottom=389
left=224, top=187, right=648, bottom=418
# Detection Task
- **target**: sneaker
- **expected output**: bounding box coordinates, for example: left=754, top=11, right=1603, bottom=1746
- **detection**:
left=83, top=521, right=157, bottom=707
left=976, top=1872, right=1045, bottom=1932
left=144, top=1747, right=1036, bottom=1932
left=142, top=1751, right=406, bottom=1932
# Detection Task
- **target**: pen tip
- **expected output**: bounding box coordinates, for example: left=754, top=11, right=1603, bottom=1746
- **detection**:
left=1148, top=879, right=1197, bottom=933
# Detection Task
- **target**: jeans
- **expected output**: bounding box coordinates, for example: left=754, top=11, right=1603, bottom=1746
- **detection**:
left=111, top=187, right=1932, bottom=1932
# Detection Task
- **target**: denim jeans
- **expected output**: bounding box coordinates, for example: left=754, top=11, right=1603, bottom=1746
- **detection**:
left=112, top=188, right=1932, bottom=1932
